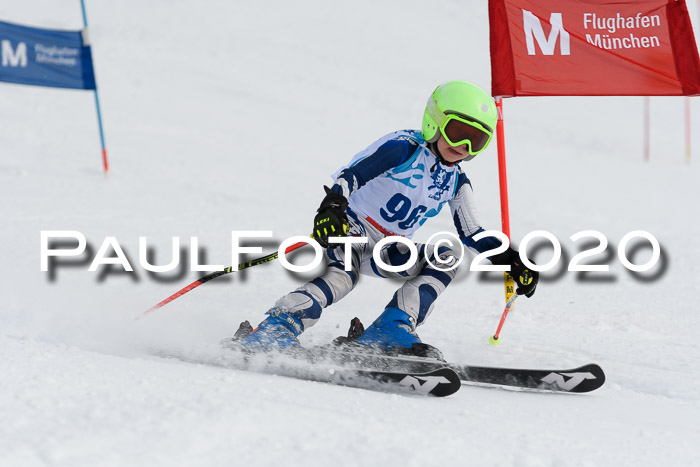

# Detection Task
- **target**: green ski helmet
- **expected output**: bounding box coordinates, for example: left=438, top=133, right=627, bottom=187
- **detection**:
left=421, top=81, right=498, bottom=161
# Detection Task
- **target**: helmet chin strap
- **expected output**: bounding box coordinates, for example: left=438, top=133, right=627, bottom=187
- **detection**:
left=428, top=142, right=459, bottom=167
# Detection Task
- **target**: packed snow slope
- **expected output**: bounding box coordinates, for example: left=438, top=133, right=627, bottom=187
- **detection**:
left=1, top=1, right=700, bottom=466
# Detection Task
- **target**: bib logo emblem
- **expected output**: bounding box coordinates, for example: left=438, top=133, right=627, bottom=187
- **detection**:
left=428, top=163, right=451, bottom=200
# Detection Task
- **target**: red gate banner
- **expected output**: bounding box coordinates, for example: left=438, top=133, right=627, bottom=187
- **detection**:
left=489, top=0, right=700, bottom=96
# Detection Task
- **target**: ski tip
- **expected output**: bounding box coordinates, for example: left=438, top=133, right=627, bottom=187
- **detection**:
left=403, top=367, right=461, bottom=397
left=577, top=363, right=606, bottom=392
left=543, top=363, right=606, bottom=393
left=358, top=367, right=462, bottom=397
left=431, top=367, right=462, bottom=397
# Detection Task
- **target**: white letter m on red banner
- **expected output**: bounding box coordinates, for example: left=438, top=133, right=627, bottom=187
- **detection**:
left=523, top=10, right=570, bottom=56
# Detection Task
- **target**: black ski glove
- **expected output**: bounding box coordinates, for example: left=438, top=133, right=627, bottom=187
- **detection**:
left=491, top=247, right=539, bottom=298
left=313, top=186, right=349, bottom=248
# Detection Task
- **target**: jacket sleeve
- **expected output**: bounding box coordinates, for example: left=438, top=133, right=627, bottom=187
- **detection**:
left=330, top=138, right=418, bottom=198
left=449, top=168, right=505, bottom=258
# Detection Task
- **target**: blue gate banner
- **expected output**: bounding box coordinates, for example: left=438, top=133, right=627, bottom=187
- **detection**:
left=0, top=20, right=96, bottom=90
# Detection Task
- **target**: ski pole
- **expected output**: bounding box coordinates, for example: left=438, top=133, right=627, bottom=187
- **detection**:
left=140, top=240, right=309, bottom=317
left=489, top=293, right=519, bottom=345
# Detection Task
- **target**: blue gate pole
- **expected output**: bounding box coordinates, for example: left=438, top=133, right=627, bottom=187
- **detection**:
left=80, top=0, right=109, bottom=174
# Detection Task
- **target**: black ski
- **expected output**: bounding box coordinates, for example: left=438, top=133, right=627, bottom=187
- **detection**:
left=329, top=366, right=461, bottom=397
left=452, top=362, right=605, bottom=393
left=307, top=346, right=606, bottom=393
left=221, top=320, right=605, bottom=395
left=180, top=341, right=462, bottom=397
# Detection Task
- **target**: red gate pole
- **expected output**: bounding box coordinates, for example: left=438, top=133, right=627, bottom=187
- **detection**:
left=490, top=97, right=516, bottom=345
left=495, top=97, right=511, bottom=239
left=686, top=97, right=691, bottom=164
left=644, top=97, right=650, bottom=162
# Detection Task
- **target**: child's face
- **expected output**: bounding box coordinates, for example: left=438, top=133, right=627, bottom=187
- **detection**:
left=436, top=134, right=470, bottom=164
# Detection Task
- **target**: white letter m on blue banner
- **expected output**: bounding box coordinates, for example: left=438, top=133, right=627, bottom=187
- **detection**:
left=1, top=40, right=27, bottom=67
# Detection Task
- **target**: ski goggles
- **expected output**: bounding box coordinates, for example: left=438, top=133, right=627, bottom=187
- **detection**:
left=439, top=113, right=493, bottom=156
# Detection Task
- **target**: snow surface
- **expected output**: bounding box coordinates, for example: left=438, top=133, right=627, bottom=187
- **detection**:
left=1, top=1, right=700, bottom=466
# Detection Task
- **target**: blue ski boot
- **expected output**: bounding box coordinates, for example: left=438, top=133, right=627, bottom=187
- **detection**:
left=238, top=308, right=303, bottom=352
left=353, top=307, right=444, bottom=360
left=357, top=307, right=422, bottom=349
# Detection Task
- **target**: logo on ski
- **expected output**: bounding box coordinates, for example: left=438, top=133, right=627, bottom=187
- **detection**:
left=540, top=371, right=597, bottom=391
left=399, top=374, right=451, bottom=394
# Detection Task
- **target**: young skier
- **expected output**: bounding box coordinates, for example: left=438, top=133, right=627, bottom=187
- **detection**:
left=238, top=80, right=538, bottom=354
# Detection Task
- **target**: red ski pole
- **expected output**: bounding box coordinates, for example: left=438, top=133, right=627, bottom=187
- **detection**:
left=139, top=240, right=309, bottom=317
left=489, top=293, right=519, bottom=345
